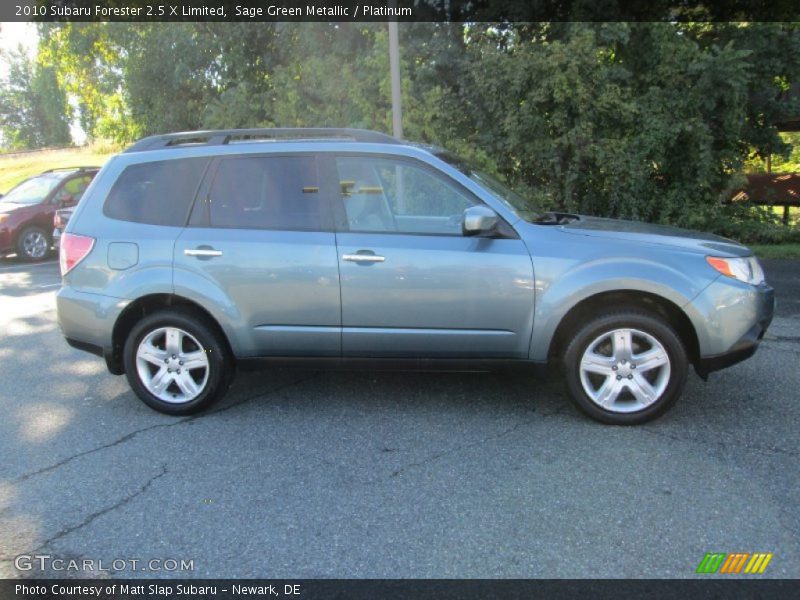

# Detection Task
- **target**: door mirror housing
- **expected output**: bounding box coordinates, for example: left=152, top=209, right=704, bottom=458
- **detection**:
left=462, top=206, right=499, bottom=236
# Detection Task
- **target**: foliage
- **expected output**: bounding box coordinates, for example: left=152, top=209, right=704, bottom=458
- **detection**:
left=744, top=131, right=800, bottom=174
left=709, top=200, right=800, bottom=244
left=0, top=47, right=72, bottom=150
left=457, top=22, right=800, bottom=233
left=749, top=242, right=800, bottom=259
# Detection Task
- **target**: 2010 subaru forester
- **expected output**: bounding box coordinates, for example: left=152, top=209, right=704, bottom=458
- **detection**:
left=56, top=128, right=774, bottom=424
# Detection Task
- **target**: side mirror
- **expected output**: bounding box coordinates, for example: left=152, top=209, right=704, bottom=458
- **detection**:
left=462, top=205, right=499, bottom=236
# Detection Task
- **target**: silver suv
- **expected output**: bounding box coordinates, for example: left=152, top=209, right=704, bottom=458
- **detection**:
left=56, top=128, right=774, bottom=424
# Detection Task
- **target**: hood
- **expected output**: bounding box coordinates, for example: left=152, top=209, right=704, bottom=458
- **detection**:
left=0, top=202, right=29, bottom=215
left=559, top=215, right=751, bottom=257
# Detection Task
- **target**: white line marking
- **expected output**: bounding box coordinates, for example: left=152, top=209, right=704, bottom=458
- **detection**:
left=0, top=260, right=58, bottom=272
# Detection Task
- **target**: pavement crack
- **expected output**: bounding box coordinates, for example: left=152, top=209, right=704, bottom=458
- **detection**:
left=29, top=464, right=169, bottom=555
left=389, top=414, right=539, bottom=479
left=11, top=377, right=311, bottom=485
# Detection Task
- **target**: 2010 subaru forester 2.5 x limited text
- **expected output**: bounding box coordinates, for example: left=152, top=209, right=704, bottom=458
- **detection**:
left=56, top=128, right=774, bottom=424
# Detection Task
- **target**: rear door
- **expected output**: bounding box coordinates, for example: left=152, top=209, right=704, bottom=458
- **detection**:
left=326, top=153, right=535, bottom=358
left=174, top=153, right=341, bottom=357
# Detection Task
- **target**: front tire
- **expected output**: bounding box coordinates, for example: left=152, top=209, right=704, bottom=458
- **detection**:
left=562, top=310, right=688, bottom=425
left=123, top=309, right=233, bottom=415
left=17, top=226, right=50, bottom=261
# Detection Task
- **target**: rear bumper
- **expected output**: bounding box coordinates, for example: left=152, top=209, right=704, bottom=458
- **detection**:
left=694, top=282, right=774, bottom=377
left=57, top=286, right=129, bottom=373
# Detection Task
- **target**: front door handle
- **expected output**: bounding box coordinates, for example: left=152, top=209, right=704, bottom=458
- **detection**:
left=185, top=248, right=223, bottom=257
left=342, top=253, right=385, bottom=263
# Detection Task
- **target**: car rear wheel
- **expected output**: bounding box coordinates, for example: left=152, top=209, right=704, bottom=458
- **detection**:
left=562, top=310, right=688, bottom=425
left=123, top=309, right=233, bottom=415
left=17, top=226, right=50, bottom=261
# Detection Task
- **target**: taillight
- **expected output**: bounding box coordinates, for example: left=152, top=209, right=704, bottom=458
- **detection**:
left=60, top=233, right=95, bottom=276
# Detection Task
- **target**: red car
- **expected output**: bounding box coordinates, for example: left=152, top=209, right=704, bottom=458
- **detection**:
left=0, top=167, right=99, bottom=261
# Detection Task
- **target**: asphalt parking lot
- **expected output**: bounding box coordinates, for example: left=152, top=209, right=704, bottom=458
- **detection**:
left=0, top=256, right=798, bottom=579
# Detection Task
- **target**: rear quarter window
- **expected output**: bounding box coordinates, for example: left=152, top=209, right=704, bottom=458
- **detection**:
left=103, top=158, right=209, bottom=226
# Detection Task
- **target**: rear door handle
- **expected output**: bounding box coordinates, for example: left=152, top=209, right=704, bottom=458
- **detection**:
left=342, top=253, right=385, bottom=263
left=185, top=248, right=223, bottom=257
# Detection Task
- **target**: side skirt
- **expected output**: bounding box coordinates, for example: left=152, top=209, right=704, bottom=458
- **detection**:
left=236, top=356, right=549, bottom=376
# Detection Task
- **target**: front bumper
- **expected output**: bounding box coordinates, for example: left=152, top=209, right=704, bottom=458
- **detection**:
left=0, top=228, right=13, bottom=254
left=693, top=281, right=774, bottom=377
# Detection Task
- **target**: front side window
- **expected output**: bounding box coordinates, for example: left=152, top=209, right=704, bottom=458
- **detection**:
left=55, top=175, right=94, bottom=204
left=208, top=156, right=323, bottom=231
left=334, top=156, right=476, bottom=235
left=435, top=150, right=544, bottom=222
left=104, top=158, right=208, bottom=226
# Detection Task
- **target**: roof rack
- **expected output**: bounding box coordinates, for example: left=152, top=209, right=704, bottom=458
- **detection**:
left=42, top=166, right=100, bottom=173
left=124, top=128, right=401, bottom=153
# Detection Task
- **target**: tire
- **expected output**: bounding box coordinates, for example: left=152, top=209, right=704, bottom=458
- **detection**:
left=562, top=309, right=688, bottom=425
left=123, top=309, right=233, bottom=415
left=17, top=226, right=50, bottom=261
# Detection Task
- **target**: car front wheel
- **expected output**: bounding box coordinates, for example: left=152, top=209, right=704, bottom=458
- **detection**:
left=563, top=310, right=688, bottom=425
left=123, top=309, right=233, bottom=415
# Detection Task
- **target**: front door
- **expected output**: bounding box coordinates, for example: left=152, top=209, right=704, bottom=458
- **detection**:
left=328, top=154, right=535, bottom=358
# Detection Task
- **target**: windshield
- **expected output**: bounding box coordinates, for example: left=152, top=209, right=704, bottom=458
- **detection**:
left=435, top=151, right=543, bottom=220
left=1, top=175, right=61, bottom=205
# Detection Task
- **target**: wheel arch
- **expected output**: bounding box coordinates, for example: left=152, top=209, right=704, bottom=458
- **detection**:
left=547, top=290, right=700, bottom=366
left=108, top=293, right=235, bottom=375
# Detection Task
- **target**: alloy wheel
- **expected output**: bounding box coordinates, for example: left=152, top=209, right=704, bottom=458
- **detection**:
left=135, top=326, right=210, bottom=404
left=22, top=230, right=48, bottom=259
left=578, top=328, right=671, bottom=413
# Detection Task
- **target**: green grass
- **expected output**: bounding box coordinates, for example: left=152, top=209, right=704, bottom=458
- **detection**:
left=0, top=145, right=119, bottom=193
left=750, top=243, right=800, bottom=260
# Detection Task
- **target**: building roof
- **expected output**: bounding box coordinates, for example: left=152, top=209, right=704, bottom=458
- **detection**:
left=733, top=173, right=800, bottom=206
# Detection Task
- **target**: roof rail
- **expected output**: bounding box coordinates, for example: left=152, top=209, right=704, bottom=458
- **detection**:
left=124, top=128, right=400, bottom=153
left=42, top=166, right=100, bottom=173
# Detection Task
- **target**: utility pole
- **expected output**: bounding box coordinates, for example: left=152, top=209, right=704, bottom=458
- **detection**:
left=388, top=19, right=403, bottom=140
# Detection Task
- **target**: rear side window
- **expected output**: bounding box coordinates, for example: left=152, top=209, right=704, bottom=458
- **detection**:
left=208, top=156, right=323, bottom=230
left=104, top=158, right=208, bottom=226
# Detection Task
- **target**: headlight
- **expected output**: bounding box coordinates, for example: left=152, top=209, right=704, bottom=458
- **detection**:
left=0, top=214, right=8, bottom=225
left=706, top=255, right=765, bottom=285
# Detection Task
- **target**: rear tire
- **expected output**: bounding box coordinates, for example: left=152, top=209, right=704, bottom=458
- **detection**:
left=123, top=309, right=233, bottom=415
left=17, top=226, right=50, bottom=261
left=562, top=309, right=688, bottom=425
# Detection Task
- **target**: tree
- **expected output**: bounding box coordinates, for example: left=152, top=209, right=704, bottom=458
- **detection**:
left=0, top=46, right=72, bottom=150
left=454, top=22, right=800, bottom=231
